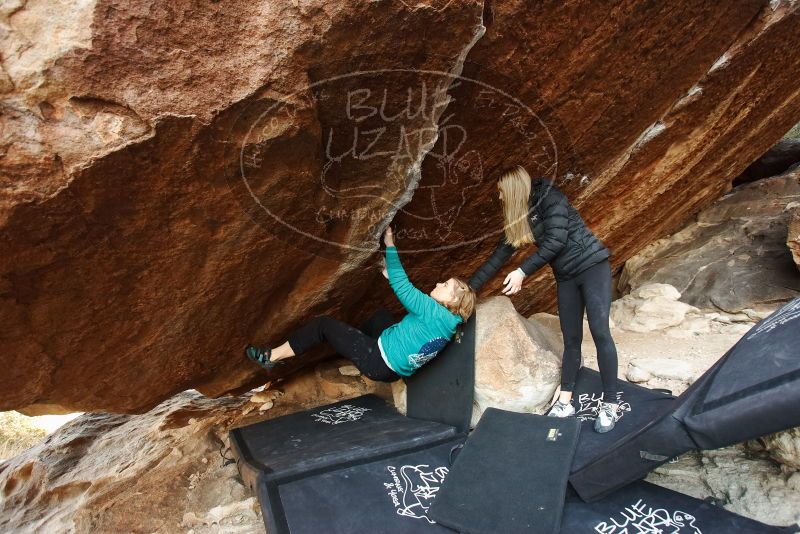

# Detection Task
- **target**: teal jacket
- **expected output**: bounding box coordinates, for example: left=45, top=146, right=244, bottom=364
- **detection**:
left=378, top=246, right=463, bottom=376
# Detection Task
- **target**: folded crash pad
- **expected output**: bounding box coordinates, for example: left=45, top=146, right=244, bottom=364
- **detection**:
left=229, top=395, right=458, bottom=489
left=429, top=408, right=581, bottom=534
left=571, top=297, right=800, bottom=502
left=562, top=480, right=786, bottom=533
left=262, top=436, right=466, bottom=534
left=406, top=314, right=476, bottom=434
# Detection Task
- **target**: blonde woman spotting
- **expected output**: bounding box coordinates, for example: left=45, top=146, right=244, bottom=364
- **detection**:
left=468, top=166, right=620, bottom=433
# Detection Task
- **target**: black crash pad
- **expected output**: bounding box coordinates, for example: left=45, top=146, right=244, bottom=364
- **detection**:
left=571, top=297, right=800, bottom=502
left=229, top=395, right=458, bottom=487
left=258, top=436, right=787, bottom=534
left=406, top=314, right=476, bottom=434
left=259, top=436, right=466, bottom=534
left=429, top=408, right=581, bottom=534
left=562, top=480, right=786, bottom=533
left=570, top=367, right=676, bottom=474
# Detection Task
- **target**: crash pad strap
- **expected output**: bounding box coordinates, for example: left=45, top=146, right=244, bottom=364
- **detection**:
left=406, top=313, right=476, bottom=434
left=429, top=408, right=580, bottom=534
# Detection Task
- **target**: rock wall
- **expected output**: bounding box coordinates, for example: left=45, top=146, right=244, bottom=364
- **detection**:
left=790, top=204, right=800, bottom=269
left=0, top=0, right=486, bottom=413
left=385, top=0, right=800, bottom=310
left=618, top=170, right=800, bottom=313
left=2, top=0, right=800, bottom=413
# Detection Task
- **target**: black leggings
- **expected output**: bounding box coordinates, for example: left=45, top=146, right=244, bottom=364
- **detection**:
left=557, top=259, right=618, bottom=400
left=287, top=308, right=401, bottom=382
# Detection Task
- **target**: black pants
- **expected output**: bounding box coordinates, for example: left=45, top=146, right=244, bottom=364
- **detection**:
left=557, top=259, right=618, bottom=400
left=287, top=308, right=401, bottom=382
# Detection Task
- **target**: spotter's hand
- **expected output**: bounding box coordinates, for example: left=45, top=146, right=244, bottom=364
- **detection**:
left=501, top=269, right=525, bottom=296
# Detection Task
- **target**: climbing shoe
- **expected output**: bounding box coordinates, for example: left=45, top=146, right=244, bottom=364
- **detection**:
left=546, top=399, right=576, bottom=418
left=245, top=345, right=281, bottom=371
left=594, top=402, right=621, bottom=433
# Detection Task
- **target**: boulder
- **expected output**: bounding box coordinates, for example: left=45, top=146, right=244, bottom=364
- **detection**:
left=337, top=365, right=361, bottom=377
left=627, top=357, right=699, bottom=383
left=0, top=0, right=487, bottom=414
left=789, top=203, right=800, bottom=270
left=387, top=0, right=800, bottom=319
left=619, top=171, right=800, bottom=314
left=248, top=390, right=276, bottom=405
left=611, top=283, right=698, bottom=332
left=648, top=447, right=800, bottom=527
left=631, top=284, right=682, bottom=301
left=471, top=297, right=562, bottom=425
left=4, top=0, right=800, bottom=413
left=750, top=427, right=800, bottom=471
left=0, top=392, right=258, bottom=533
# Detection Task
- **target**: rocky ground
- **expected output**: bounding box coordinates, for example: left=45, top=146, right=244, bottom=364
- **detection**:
left=0, top=363, right=390, bottom=534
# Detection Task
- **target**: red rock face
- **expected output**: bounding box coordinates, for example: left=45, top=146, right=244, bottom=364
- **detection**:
left=386, top=0, right=800, bottom=312
left=1, top=0, right=799, bottom=413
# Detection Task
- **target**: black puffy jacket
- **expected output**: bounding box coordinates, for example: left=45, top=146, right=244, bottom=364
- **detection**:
left=468, top=176, right=610, bottom=291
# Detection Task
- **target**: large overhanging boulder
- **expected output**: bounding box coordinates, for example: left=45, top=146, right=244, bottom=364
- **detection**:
left=0, top=0, right=486, bottom=413
left=2, top=0, right=800, bottom=413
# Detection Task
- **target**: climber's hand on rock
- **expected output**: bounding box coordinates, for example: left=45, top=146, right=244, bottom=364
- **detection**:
left=501, top=269, right=524, bottom=296
left=383, top=226, right=395, bottom=247
left=380, top=257, right=388, bottom=279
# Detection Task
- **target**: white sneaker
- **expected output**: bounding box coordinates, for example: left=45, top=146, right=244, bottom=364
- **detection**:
left=594, top=402, right=620, bottom=433
left=547, top=400, right=575, bottom=418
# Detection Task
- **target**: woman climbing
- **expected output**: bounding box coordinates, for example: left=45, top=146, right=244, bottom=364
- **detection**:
left=468, top=165, right=620, bottom=433
left=245, top=226, right=476, bottom=382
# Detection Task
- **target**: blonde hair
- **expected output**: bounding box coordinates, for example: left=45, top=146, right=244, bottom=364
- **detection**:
left=497, top=165, right=535, bottom=248
left=445, top=277, right=476, bottom=322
